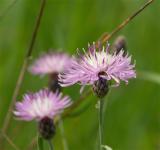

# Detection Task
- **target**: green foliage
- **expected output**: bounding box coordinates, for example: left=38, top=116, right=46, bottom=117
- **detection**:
left=0, top=0, right=160, bottom=150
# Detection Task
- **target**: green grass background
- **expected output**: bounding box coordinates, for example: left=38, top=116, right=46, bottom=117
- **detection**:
left=0, top=0, right=160, bottom=150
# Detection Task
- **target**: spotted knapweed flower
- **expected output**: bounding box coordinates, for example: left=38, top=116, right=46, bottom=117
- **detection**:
left=14, top=89, right=72, bottom=139
left=59, top=43, right=136, bottom=98
left=29, top=52, right=72, bottom=76
left=29, top=52, right=73, bottom=92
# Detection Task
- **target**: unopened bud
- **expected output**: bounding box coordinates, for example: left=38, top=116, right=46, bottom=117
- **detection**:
left=39, top=117, right=56, bottom=140
left=112, top=35, right=127, bottom=55
left=92, top=77, right=109, bottom=98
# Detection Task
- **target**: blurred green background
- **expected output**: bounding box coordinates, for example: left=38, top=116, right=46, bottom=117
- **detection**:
left=0, top=0, right=160, bottom=150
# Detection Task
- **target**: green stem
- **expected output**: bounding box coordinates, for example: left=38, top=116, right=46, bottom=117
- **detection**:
left=37, top=135, right=43, bottom=150
left=48, top=140, right=54, bottom=150
left=98, top=99, right=104, bottom=150
left=58, top=116, right=69, bottom=150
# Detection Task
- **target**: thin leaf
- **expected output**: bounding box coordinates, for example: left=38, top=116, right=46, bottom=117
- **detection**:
left=138, top=71, right=160, bottom=85
left=68, top=96, right=94, bottom=117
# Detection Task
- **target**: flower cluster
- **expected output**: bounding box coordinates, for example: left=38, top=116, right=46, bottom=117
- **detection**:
left=14, top=51, right=73, bottom=140
left=14, top=42, right=136, bottom=140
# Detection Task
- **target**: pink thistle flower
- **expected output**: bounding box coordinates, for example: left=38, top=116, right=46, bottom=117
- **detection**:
left=29, top=52, right=72, bottom=76
left=14, top=89, right=72, bottom=121
left=59, top=43, right=136, bottom=91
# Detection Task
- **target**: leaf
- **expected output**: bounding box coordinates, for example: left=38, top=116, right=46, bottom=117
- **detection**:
left=68, top=96, right=94, bottom=117
left=138, top=70, right=160, bottom=85
left=37, top=136, right=44, bottom=150
left=101, top=145, right=112, bottom=150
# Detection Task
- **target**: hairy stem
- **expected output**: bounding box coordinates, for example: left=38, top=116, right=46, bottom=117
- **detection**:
left=2, top=0, right=46, bottom=134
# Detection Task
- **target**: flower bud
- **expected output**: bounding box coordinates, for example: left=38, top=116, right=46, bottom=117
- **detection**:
left=112, top=35, right=127, bottom=56
left=92, top=77, right=109, bottom=98
left=39, top=117, right=56, bottom=140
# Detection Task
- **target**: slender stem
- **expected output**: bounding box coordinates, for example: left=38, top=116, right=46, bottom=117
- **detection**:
left=98, top=99, right=104, bottom=150
left=97, top=0, right=154, bottom=45
left=2, top=0, right=46, bottom=134
left=0, top=131, right=20, bottom=150
left=27, top=137, right=37, bottom=150
left=58, top=117, right=69, bottom=150
left=37, top=135, right=44, bottom=150
left=48, top=140, right=54, bottom=150
left=0, top=0, right=19, bottom=21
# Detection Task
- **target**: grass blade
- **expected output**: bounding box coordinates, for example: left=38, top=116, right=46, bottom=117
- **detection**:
left=138, top=70, right=160, bottom=85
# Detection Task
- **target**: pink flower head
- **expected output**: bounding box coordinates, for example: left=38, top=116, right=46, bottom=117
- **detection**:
left=29, top=52, right=72, bottom=76
left=14, top=89, right=72, bottom=121
left=59, top=43, right=136, bottom=88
